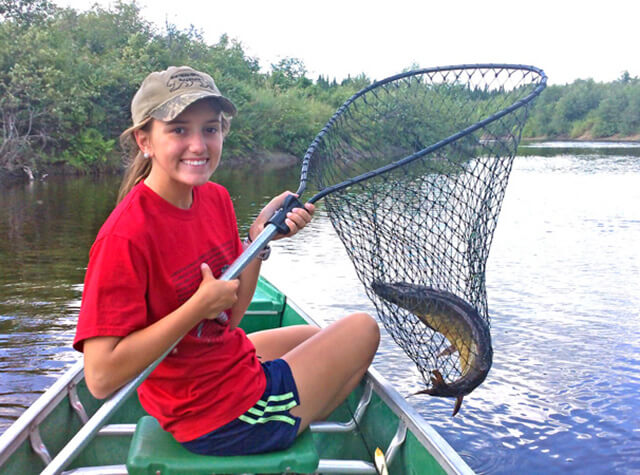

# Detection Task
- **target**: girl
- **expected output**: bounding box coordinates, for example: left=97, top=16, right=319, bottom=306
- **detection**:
left=74, top=66, right=380, bottom=456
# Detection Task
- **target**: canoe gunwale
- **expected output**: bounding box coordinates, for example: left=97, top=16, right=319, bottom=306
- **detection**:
left=285, top=296, right=474, bottom=475
left=367, top=366, right=473, bottom=475
left=0, top=359, right=85, bottom=467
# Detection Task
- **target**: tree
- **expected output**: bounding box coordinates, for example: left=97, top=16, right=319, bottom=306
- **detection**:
left=0, top=0, right=56, bottom=25
left=269, top=57, right=311, bottom=90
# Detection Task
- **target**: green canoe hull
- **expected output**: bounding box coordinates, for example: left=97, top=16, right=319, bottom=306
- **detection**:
left=0, top=277, right=473, bottom=474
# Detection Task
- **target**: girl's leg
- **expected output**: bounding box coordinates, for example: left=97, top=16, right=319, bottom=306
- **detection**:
left=248, top=325, right=321, bottom=361
left=282, top=312, right=380, bottom=433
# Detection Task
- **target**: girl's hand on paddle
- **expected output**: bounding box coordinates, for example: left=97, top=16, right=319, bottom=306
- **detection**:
left=250, top=191, right=315, bottom=241
left=193, top=263, right=239, bottom=318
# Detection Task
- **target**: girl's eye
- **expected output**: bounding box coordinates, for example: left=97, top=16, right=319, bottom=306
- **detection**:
left=205, top=127, right=218, bottom=134
left=172, top=127, right=185, bottom=135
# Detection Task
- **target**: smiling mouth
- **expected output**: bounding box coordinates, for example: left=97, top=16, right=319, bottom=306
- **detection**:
left=181, top=158, right=209, bottom=166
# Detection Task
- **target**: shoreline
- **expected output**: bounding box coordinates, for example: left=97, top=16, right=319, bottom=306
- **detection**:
left=2, top=138, right=638, bottom=186
left=524, top=134, right=640, bottom=143
left=0, top=151, right=300, bottom=186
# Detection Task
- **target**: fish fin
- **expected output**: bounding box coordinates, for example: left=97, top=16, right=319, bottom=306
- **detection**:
left=412, top=388, right=432, bottom=396
left=438, top=344, right=457, bottom=357
left=452, top=395, right=464, bottom=417
left=431, top=369, right=446, bottom=387
left=411, top=369, right=447, bottom=397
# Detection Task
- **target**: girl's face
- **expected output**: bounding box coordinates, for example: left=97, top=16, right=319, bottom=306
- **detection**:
left=135, top=99, right=224, bottom=208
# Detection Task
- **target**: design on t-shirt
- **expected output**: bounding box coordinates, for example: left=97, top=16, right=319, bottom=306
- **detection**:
left=170, top=239, right=236, bottom=341
left=171, top=240, right=235, bottom=303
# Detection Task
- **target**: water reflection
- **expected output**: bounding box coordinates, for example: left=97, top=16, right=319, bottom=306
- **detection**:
left=522, top=140, right=640, bottom=148
left=1, top=146, right=640, bottom=473
left=519, top=141, right=640, bottom=159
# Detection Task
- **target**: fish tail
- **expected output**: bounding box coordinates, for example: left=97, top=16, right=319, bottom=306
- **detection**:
left=413, top=370, right=466, bottom=416
left=452, top=395, right=464, bottom=417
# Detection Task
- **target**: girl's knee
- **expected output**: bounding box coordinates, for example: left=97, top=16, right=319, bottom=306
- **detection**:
left=346, top=312, right=380, bottom=348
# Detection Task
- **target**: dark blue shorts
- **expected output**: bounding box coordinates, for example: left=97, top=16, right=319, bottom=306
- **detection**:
left=181, top=358, right=301, bottom=456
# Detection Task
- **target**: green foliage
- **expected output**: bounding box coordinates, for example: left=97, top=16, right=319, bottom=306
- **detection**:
left=0, top=0, right=369, bottom=173
left=0, top=0, right=56, bottom=25
left=524, top=73, right=640, bottom=139
left=227, top=88, right=333, bottom=157
left=59, top=128, right=116, bottom=171
left=1, top=0, right=638, bottom=174
left=269, top=57, right=311, bottom=91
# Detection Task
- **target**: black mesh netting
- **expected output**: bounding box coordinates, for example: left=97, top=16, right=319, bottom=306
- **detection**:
left=300, top=65, right=546, bottom=412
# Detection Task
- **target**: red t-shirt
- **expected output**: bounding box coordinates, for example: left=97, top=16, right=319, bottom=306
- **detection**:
left=74, top=181, right=266, bottom=442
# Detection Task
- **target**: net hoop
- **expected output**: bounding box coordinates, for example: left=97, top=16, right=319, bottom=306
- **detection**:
left=298, top=63, right=547, bottom=202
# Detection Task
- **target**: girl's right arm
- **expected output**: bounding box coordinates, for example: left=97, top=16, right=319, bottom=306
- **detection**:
left=83, top=263, right=239, bottom=399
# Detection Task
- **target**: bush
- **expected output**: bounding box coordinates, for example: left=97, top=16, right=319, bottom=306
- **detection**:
left=59, top=128, right=116, bottom=171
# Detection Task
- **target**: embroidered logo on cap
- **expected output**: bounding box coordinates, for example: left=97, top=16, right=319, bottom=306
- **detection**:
left=166, top=72, right=215, bottom=92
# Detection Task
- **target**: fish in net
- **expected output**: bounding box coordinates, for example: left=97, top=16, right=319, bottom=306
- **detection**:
left=297, top=64, right=547, bottom=415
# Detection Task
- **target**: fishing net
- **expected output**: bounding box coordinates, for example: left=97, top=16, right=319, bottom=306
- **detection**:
left=301, top=65, right=546, bottom=400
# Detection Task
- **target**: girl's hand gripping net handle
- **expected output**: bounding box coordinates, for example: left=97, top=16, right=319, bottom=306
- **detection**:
left=214, top=194, right=305, bottom=323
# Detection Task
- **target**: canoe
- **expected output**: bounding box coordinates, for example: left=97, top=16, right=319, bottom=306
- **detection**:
left=0, top=276, right=473, bottom=474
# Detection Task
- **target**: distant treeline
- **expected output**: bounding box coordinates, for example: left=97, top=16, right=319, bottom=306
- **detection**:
left=1, top=0, right=639, bottom=176
left=524, top=74, right=640, bottom=140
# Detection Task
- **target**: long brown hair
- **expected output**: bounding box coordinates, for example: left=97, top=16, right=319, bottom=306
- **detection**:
left=116, top=119, right=153, bottom=204
left=116, top=100, right=231, bottom=204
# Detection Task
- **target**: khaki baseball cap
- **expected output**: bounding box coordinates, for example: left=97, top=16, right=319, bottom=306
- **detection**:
left=130, top=66, right=237, bottom=127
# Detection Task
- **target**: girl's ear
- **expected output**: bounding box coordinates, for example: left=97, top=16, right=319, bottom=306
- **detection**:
left=133, top=126, right=151, bottom=156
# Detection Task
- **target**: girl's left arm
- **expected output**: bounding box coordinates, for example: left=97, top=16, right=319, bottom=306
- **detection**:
left=229, top=191, right=315, bottom=328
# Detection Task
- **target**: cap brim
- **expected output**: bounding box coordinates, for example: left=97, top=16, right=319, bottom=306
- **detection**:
left=149, top=92, right=237, bottom=122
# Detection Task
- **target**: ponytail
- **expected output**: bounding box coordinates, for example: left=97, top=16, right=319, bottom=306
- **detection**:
left=117, top=150, right=152, bottom=203
left=117, top=119, right=152, bottom=204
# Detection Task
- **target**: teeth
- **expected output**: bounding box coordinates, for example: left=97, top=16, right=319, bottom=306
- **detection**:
left=183, top=159, right=207, bottom=166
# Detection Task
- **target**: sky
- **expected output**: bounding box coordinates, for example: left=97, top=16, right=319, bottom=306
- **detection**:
left=54, top=0, right=639, bottom=86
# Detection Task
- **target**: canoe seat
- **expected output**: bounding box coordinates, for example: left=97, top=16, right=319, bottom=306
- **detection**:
left=126, top=415, right=320, bottom=475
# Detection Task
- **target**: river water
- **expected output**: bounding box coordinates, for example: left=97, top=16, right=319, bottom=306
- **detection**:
left=1, top=143, right=639, bottom=473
